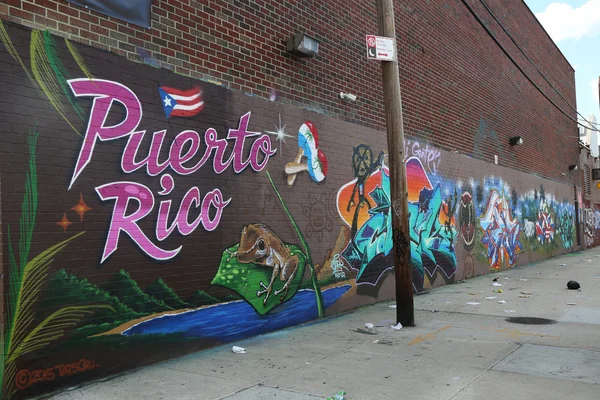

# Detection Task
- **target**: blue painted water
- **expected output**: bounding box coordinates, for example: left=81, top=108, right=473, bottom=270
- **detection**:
left=123, top=285, right=351, bottom=342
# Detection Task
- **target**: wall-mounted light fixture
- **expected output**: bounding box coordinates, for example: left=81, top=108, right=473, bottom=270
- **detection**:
left=569, top=165, right=578, bottom=171
left=509, top=136, right=523, bottom=146
left=286, top=32, right=319, bottom=57
left=339, top=92, right=357, bottom=102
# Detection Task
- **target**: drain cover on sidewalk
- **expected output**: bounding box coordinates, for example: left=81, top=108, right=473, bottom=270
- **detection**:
left=505, top=317, right=557, bottom=325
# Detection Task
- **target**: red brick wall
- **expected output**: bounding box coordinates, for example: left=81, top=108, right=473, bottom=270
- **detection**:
left=0, top=0, right=578, bottom=183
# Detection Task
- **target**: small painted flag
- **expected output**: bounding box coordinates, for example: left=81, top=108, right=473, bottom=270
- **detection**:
left=158, top=86, right=204, bottom=118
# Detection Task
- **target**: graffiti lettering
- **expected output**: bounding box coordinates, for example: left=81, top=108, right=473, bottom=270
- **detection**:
left=404, top=140, right=441, bottom=174
left=480, top=190, right=523, bottom=270
left=68, top=79, right=274, bottom=263
left=15, top=359, right=99, bottom=391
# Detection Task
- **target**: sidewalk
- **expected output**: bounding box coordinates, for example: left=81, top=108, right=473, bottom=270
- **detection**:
left=47, top=249, right=600, bottom=400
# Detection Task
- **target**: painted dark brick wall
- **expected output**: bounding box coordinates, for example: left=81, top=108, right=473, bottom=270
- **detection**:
left=0, top=0, right=578, bottom=184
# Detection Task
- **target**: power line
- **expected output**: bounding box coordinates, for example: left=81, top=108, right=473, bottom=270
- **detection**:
left=477, top=0, right=600, bottom=129
left=458, top=0, right=600, bottom=132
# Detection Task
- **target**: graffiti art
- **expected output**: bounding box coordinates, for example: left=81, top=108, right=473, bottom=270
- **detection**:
left=302, top=192, right=335, bottom=241
left=458, top=191, right=477, bottom=251
left=337, top=158, right=393, bottom=285
left=285, top=121, right=328, bottom=186
left=407, top=157, right=457, bottom=289
left=557, top=207, right=575, bottom=249
left=480, top=190, right=523, bottom=270
left=535, top=199, right=555, bottom=244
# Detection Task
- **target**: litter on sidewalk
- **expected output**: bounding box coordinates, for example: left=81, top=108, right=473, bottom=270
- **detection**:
left=466, top=302, right=481, bottom=305
left=232, top=346, right=246, bottom=354
left=327, top=391, right=346, bottom=400
left=498, top=300, right=507, bottom=304
left=391, top=323, right=403, bottom=330
left=492, top=283, right=503, bottom=287
left=567, top=281, right=581, bottom=290
left=365, top=323, right=374, bottom=329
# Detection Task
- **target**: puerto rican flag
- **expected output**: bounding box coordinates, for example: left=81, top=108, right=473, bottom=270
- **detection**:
left=158, top=86, right=204, bottom=118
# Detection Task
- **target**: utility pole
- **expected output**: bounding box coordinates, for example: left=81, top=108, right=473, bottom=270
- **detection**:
left=376, top=0, right=414, bottom=326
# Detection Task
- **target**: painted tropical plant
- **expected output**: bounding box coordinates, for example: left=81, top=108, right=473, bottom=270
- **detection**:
left=1, top=130, right=113, bottom=399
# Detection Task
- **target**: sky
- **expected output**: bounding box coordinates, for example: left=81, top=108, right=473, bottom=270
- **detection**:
left=523, top=0, right=600, bottom=125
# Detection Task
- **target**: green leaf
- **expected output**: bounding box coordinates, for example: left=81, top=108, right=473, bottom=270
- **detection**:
left=211, top=244, right=306, bottom=315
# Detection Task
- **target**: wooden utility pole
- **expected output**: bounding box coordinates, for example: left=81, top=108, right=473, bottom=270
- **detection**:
left=376, top=0, right=414, bottom=326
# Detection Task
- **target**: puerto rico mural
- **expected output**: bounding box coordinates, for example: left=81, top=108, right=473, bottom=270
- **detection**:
left=0, top=22, right=577, bottom=399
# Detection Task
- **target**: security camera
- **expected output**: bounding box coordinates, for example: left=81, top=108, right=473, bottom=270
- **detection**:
left=340, top=92, right=357, bottom=102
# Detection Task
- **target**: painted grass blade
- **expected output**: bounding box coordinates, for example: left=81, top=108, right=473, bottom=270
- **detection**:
left=30, top=30, right=81, bottom=136
left=43, top=31, right=84, bottom=119
left=265, top=171, right=324, bottom=317
left=7, top=232, right=85, bottom=357
left=65, top=38, right=95, bottom=82
left=7, top=305, right=115, bottom=363
left=0, top=20, right=38, bottom=89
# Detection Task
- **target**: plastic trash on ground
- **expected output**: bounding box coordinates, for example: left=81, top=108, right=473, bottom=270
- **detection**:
left=232, top=346, right=246, bottom=354
left=466, top=302, right=481, bottom=305
left=391, top=322, right=403, bottom=330
left=327, top=391, right=346, bottom=400
left=485, top=296, right=497, bottom=300
left=494, top=289, right=504, bottom=293
left=492, top=283, right=503, bottom=287
left=503, top=310, right=516, bottom=313
left=498, top=300, right=507, bottom=304
left=365, top=323, right=374, bottom=329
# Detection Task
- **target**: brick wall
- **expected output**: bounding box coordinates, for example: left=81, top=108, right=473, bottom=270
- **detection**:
left=1, top=0, right=578, bottom=183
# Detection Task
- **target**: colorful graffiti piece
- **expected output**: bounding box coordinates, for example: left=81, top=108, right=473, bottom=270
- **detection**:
left=458, top=191, right=477, bottom=251
left=337, top=145, right=393, bottom=285
left=480, top=190, right=523, bottom=270
left=407, top=157, right=457, bottom=287
left=285, top=121, right=328, bottom=186
left=535, top=200, right=555, bottom=244
left=557, top=207, right=575, bottom=249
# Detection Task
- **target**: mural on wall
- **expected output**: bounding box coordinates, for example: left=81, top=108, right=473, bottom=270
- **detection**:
left=0, top=21, right=580, bottom=399
left=0, top=23, right=355, bottom=399
left=336, top=145, right=393, bottom=285
left=302, top=192, right=336, bottom=241
left=458, top=190, right=477, bottom=251
left=480, top=189, right=523, bottom=270
left=284, top=122, right=328, bottom=186
left=406, top=157, right=457, bottom=290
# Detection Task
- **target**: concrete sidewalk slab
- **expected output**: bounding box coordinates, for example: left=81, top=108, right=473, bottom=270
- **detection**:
left=222, top=386, right=324, bottom=399
left=493, top=343, right=600, bottom=384
left=451, top=370, right=600, bottom=400
left=262, top=350, right=485, bottom=400
left=50, top=366, right=253, bottom=400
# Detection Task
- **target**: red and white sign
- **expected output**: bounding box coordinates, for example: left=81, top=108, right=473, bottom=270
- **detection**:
left=366, top=35, right=396, bottom=61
